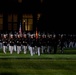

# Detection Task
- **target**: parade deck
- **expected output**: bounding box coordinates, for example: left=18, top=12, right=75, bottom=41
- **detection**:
left=0, top=48, right=76, bottom=75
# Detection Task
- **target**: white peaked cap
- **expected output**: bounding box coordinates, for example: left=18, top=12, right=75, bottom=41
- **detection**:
left=61, top=34, right=63, bottom=37
left=30, top=34, right=33, bottom=37
left=31, top=34, right=33, bottom=36
left=18, top=34, right=20, bottom=37
left=10, top=34, right=13, bottom=36
left=4, top=34, right=6, bottom=37
left=50, top=34, right=52, bottom=37
left=53, top=34, right=56, bottom=37
left=23, top=34, right=26, bottom=36
left=38, top=34, right=41, bottom=36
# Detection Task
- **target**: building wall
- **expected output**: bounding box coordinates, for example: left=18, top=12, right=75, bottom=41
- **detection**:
left=0, top=0, right=44, bottom=33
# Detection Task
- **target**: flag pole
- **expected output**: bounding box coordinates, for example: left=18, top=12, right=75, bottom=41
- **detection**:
left=36, top=27, right=38, bottom=40
left=19, top=20, right=22, bottom=37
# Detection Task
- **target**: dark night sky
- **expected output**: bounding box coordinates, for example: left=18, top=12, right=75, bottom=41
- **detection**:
left=0, top=0, right=75, bottom=34
left=38, top=1, right=76, bottom=34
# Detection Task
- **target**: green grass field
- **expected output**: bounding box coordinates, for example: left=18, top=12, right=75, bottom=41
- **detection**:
left=0, top=48, right=76, bottom=75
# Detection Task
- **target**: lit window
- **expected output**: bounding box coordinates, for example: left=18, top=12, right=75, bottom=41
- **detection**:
left=8, top=14, right=12, bottom=22
left=23, top=14, right=33, bottom=18
left=0, top=18, right=3, bottom=24
left=18, top=0, right=22, bottom=3
left=0, top=14, right=3, bottom=30
left=13, top=24, right=17, bottom=30
left=8, top=23, right=12, bottom=30
left=41, top=0, right=43, bottom=3
left=28, top=19, right=33, bottom=31
left=13, top=14, right=18, bottom=22
left=0, top=14, right=3, bottom=17
left=8, top=14, right=18, bottom=31
left=22, top=14, right=33, bottom=31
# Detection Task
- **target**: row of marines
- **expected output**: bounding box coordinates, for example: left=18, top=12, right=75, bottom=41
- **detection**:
left=0, top=33, right=67, bottom=55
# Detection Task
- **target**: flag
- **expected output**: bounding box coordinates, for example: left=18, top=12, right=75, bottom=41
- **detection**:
left=19, top=21, right=22, bottom=36
left=36, top=27, right=38, bottom=40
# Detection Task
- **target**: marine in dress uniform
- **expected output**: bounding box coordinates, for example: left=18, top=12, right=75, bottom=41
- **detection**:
left=41, top=34, right=47, bottom=54
left=8, top=34, right=14, bottom=54
left=36, top=35, right=41, bottom=56
left=29, top=34, right=34, bottom=56
left=47, top=34, right=52, bottom=53
left=52, top=34, right=58, bottom=54
left=0, top=34, right=2, bottom=49
left=13, top=34, right=17, bottom=52
left=60, top=34, right=65, bottom=53
left=32, top=34, right=36, bottom=54
left=22, top=34, right=27, bottom=54
left=2, top=34, right=8, bottom=54
left=16, top=34, right=22, bottom=54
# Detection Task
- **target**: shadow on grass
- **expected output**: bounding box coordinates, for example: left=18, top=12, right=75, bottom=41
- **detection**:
left=0, top=73, right=19, bottom=75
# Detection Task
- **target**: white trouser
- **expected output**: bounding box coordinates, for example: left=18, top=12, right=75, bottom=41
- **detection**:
left=38, top=47, right=40, bottom=56
left=3, top=46, right=7, bottom=54
left=17, top=46, right=21, bottom=54
left=9, top=46, right=14, bottom=54
left=41, top=46, right=44, bottom=53
left=14, top=45, right=17, bottom=52
left=0, top=43, right=2, bottom=49
left=29, top=46, right=33, bottom=56
left=33, top=47, right=35, bottom=54
left=23, top=46, right=27, bottom=54
left=34, top=46, right=38, bottom=54
left=28, top=45, right=30, bottom=51
left=47, top=46, right=50, bottom=53
left=74, top=42, right=76, bottom=47
left=69, top=42, right=73, bottom=48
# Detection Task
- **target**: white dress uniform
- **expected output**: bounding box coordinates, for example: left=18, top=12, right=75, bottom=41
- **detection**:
left=41, top=35, right=46, bottom=54
left=36, top=37, right=41, bottom=56
left=9, top=35, right=14, bottom=54
left=16, top=35, right=21, bottom=54
left=22, top=34, right=27, bottom=54
left=13, top=34, right=17, bottom=52
left=2, top=35, right=8, bottom=54
left=0, top=35, right=2, bottom=49
left=29, top=35, right=34, bottom=56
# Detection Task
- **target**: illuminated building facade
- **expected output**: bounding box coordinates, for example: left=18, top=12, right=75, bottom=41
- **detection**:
left=0, top=0, right=73, bottom=34
left=0, top=0, right=46, bottom=33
